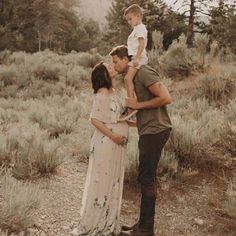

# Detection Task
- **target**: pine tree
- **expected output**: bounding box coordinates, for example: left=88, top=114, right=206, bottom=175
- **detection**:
left=172, top=0, right=214, bottom=46
left=208, top=1, right=236, bottom=52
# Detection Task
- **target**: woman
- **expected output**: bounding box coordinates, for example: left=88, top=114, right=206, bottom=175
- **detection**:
left=79, top=62, right=129, bottom=236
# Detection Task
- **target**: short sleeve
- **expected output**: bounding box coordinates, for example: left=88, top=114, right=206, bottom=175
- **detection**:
left=135, top=24, right=147, bottom=39
left=138, top=66, right=161, bottom=88
left=89, top=94, right=120, bottom=123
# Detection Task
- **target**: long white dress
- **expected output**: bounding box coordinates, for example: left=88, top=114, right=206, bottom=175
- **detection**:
left=79, top=92, right=129, bottom=236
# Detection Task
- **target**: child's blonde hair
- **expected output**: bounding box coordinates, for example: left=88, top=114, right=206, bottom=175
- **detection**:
left=124, top=4, right=143, bottom=17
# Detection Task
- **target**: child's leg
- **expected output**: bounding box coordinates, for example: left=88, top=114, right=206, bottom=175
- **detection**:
left=123, top=67, right=138, bottom=118
left=124, top=66, right=137, bottom=99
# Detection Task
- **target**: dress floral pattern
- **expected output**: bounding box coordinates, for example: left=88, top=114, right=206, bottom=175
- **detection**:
left=79, top=92, right=129, bottom=236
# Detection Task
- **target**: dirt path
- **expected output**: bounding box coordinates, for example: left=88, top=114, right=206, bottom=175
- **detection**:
left=12, top=157, right=236, bottom=236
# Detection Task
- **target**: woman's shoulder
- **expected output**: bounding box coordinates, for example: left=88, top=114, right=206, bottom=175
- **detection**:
left=95, top=88, right=116, bottom=99
left=97, top=88, right=109, bottom=95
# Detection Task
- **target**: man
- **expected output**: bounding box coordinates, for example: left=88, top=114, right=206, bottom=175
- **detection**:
left=110, top=45, right=172, bottom=236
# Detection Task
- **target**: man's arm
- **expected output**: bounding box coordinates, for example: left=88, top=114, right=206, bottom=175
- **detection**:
left=125, top=82, right=172, bottom=109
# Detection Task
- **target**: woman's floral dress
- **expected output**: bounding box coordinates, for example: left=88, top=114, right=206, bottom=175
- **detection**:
left=79, top=92, right=129, bottom=236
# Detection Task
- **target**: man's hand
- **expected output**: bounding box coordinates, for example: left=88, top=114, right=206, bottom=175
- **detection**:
left=125, top=97, right=139, bottom=109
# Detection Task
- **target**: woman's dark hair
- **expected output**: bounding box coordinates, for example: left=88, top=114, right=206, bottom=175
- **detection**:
left=91, top=62, right=112, bottom=93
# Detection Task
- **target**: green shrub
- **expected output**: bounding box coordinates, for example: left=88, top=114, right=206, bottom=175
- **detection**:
left=124, top=128, right=139, bottom=183
left=0, top=66, right=17, bottom=87
left=197, top=108, right=226, bottom=144
left=219, top=47, right=236, bottom=63
left=20, top=80, right=72, bottom=99
left=152, top=30, right=164, bottom=52
left=224, top=177, right=236, bottom=218
left=198, top=72, right=235, bottom=104
left=0, top=107, right=19, bottom=125
left=63, top=52, right=103, bottom=68
left=183, top=98, right=210, bottom=120
left=12, top=136, right=64, bottom=179
left=74, top=118, right=94, bottom=159
left=0, top=133, right=19, bottom=167
left=66, top=66, right=89, bottom=88
left=194, top=33, right=210, bottom=70
left=0, top=50, right=11, bottom=64
left=76, top=52, right=102, bottom=68
left=29, top=98, right=82, bottom=137
left=159, top=150, right=178, bottom=178
left=0, top=172, right=43, bottom=232
left=34, top=64, right=60, bottom=81
left=226, top=99, right=236, bottom=123
left=147, top=49, right=161, bottom=70
left=0, top=85, right=19, bottom=99
left=221, top=124, right=236, bottom=155
left=209, top=40, right=219, bottom=59
left=168, top=115, right=199, bottom=162
left=8, top=52, right=27, bottom=65
left=160, top=34, right=194, bottom=78
left=221, top=101, right=236, bottom=155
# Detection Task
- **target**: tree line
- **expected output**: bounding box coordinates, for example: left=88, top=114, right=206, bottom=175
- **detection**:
left=0, top=0, right=100, bottom=52
left=105, top=0, right=236, bottom=52
left=0, top=0, right=235, bottom=54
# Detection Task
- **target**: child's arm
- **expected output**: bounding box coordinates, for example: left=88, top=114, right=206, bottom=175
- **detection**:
left=133, top=37, right=145, bottom=67
left=124, top=37, right=145, bottom=99
left=124, top=67, right=137, bottom=98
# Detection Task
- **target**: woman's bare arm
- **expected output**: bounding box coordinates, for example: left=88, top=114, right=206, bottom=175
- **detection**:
left=91, top=118, right=127, bottom=145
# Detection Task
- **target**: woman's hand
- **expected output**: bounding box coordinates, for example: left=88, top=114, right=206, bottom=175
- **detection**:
left=110, top=133, right=128, bottom=145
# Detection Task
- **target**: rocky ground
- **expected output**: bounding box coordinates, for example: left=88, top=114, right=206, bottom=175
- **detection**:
left=2, top=154, right=235, bottom=236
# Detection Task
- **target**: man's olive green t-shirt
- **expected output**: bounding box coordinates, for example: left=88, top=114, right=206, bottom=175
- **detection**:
left=134, top=65, right=172, bottom=136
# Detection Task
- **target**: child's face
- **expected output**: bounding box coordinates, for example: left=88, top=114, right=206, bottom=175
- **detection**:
left=125, top=12, right=142, bottom=27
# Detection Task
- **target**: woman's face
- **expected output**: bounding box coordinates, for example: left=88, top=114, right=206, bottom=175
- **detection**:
left=104, top=63, right=118, bottom=79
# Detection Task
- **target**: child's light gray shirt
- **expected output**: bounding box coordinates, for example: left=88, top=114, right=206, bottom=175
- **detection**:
left=127, top=23, right=148, bottom=57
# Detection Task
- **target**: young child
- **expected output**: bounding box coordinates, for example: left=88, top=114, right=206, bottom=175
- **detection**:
left=123, top=4, right=148, bottom=116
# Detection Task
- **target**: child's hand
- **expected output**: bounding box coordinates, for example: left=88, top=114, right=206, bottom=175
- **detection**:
left=133, top=57, right=140, bottom=67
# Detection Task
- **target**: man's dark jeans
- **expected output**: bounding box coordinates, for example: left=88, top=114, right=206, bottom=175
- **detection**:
left=137, top=128, right=171, bottom=231
left=138, top=128, right=171, bottom=186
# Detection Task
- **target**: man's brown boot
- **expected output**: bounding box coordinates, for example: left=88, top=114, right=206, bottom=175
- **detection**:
left=120, top=228, right=154, bottom=236
left=121, top=222, right=139, bottom=231
left=121, top=185, right=156, bottom=236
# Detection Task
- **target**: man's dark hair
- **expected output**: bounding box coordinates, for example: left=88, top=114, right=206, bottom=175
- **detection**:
left=91, top=62, right=112, bottom=93
left=109, top=45, right=131, bottom=61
